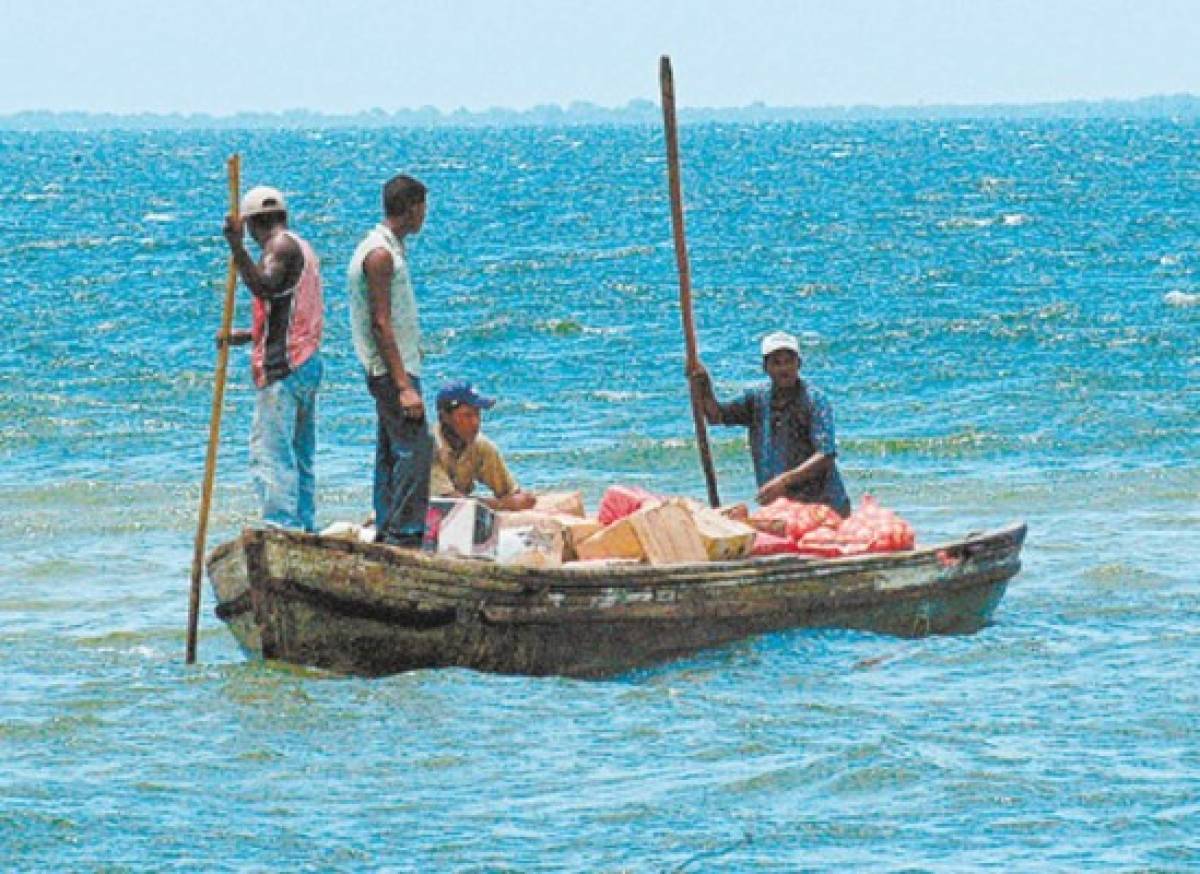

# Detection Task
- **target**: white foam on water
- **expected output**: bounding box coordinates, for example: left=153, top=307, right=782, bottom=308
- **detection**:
left=1164, top=290, right=1200, bottom=307
left=940, top=216, right=993, bottom=230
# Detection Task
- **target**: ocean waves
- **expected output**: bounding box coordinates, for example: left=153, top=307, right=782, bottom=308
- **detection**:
left=2, top=121, right=1199, bottom=869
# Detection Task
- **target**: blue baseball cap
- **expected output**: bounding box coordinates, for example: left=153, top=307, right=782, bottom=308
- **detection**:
left=436, top=380, right=496, bottom=412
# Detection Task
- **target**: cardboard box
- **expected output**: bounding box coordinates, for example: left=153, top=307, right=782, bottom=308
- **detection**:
left=423, top=498, right=497, bottom=558
left=559, top=516, right=602, bottom=560
left=717, top=502, right=750, bottom=523
left=691, top=508, right=757, bottom=561
left=626, top=500, right=708, bottom=565
left=495, top=510, right=603, bottom=561
left=534, top=490, right=587, bottom=518
left=496, top=509, right=561, bottom=530
left=575, top=500, right=708, bottom=565
left=575, top=516, right=646, bottom=561
left=496, top=523, right=565, bottom=567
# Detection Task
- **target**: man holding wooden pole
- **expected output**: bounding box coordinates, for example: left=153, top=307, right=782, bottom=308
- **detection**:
left=220, top=185, right=326, bottom=532
left=689, top=331, right=851, bottom=516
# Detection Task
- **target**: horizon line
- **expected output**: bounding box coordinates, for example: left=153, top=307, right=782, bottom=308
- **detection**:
left=3, top=92, right=1199, bottom=129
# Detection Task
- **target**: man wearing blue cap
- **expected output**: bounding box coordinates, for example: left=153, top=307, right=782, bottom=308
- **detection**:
left=689, top=330, right=852, bottom=516
left=431, top=381, right=536, bottom=512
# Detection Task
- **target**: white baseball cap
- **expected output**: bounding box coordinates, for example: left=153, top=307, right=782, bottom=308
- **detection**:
left=761, top=330, right=800, bottom=357
left=240, top=186, right=287, bottom=218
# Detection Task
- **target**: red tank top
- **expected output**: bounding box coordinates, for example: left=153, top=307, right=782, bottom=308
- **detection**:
left=250, top=231, right=323, bottom=388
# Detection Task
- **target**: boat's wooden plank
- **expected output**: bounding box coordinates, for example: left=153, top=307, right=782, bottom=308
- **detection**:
left=262, top=536, right=528, bottom=606
left=490, top=545, right=1020, bottom=621
left=482, top=564, right=1017, bottom=625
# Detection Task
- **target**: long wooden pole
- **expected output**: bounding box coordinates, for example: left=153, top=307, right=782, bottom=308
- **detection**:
left=186, top=154, right=241, bottom=664
left=660, top=56, right=720, bottom=508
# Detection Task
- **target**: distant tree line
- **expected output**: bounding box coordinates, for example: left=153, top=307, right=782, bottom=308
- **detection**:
left=2, top=95, right=1199, bottom=131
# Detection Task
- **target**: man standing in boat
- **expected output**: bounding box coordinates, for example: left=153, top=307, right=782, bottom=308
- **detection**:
left=220, top=185, right=325, bottom=532
left=689, top=330, right=852, bottom=516
left=348, top=174, right=433, bottom=548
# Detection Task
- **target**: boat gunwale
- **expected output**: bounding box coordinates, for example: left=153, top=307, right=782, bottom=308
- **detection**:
left=211, top=523, right=1017, bottom=576
left=209, top=521, right=1026, bottom=587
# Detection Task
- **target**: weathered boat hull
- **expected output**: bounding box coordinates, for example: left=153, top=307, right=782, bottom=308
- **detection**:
left=207, top=523, right=1025, bottom=678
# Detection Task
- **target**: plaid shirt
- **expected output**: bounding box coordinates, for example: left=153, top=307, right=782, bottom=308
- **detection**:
left=715, top=381, right=851, bottom=515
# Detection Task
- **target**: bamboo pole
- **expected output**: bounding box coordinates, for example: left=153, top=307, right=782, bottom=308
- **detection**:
left=186, top=154, right=241, bottom=664
left=660, top=56, right=720, bottom=508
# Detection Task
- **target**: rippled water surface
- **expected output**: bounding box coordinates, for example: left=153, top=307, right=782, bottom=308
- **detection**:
left=2, top=122, right=1198, bottom=870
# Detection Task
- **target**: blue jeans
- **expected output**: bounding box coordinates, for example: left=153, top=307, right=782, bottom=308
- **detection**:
left=250, top=353, right=323, bottom=532
left=368, top=372, right=433, bottom=544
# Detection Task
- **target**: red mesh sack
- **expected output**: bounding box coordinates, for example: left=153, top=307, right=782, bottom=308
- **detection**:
left=597, top=485, right=660, bottom=526
left=751, top=531, right=802, bottom=556
left=840, top=495, right=916, bottom=554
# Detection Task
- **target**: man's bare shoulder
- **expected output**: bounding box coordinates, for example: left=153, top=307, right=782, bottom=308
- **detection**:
left=263, top=230, right=302, bottom=261
left=363, top=245, right=394, bottom=274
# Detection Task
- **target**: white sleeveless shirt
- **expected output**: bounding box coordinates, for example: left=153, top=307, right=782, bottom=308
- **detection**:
left=347, top=223, right=422, bottom=378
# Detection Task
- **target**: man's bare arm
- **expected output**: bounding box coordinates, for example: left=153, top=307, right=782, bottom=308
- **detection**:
left=364, top=247, right=424, bottom=418
left=480, top=491, right=537, bottom=512
left=687, top=362, right=722, bottom=424
left=222, top=217, right=301, bottom=299
left=755, top=452, right=835, bottom=505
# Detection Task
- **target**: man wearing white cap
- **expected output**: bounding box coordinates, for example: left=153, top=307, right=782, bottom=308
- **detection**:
left=689, top=330, right=851, bottom=515
left=221, top=185, right=325, bottom=531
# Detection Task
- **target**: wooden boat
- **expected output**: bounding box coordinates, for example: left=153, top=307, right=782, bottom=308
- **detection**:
left=206, top=522, right=1026, bottom=679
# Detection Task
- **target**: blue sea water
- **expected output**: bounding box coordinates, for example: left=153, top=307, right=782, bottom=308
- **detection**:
left=1, top=120, right=1198, bottom=870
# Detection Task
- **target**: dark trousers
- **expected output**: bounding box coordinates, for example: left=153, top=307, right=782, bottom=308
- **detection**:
left=367, top=372, right=433, bottom=544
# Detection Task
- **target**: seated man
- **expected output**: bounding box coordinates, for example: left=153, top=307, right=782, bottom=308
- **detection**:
left=689, top=330, right=852, bottom=516
left=431, top=380, right=537, bottom=512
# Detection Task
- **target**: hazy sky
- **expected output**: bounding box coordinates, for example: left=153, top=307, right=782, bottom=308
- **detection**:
left=3, top=0, right=1199, bottom=114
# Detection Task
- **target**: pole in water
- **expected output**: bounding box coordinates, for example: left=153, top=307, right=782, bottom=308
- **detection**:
left=186, top=154, right=241, bottom=664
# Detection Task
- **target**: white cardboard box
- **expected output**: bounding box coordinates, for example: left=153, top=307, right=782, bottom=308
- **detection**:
left=423, top=498, right=497, bottom=558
